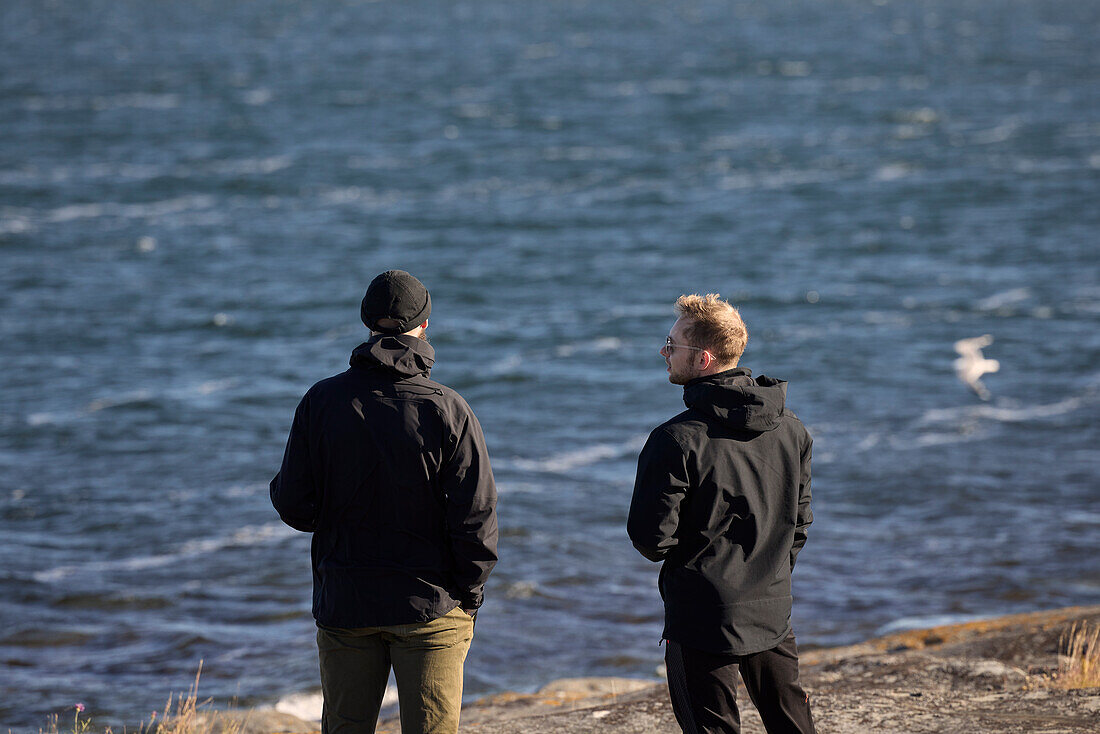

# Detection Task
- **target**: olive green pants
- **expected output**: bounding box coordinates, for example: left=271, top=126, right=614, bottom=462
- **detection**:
left=317, top=607, right=475, bottom=734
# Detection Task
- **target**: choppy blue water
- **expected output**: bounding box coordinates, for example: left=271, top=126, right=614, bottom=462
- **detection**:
left=2, top=0, right=1099, bottom=728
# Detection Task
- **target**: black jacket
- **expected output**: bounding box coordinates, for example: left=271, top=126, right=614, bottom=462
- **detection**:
left=270, top=334, right=498, bottom=628
left=628, top=367, right=812, bottom=655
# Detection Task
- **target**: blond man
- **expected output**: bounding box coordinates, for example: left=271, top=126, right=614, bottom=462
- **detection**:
left=628, top=294, right=816, bottom=734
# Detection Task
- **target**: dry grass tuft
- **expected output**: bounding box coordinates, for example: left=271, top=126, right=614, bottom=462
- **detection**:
left=1052, top=622, right=1100, bottom=689
left=155, top=661, right=247, bottom=734
left=39, top=661, right=246, bottom=734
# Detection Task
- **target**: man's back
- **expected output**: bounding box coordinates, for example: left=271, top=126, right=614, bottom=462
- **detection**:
left=271, top=270, right=497, bottom=734
left=271, top=334, right=497, bottom=629
left=629, top=367, right=812, bottom=655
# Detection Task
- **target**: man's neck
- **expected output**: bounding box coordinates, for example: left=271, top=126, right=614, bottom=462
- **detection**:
left=695, top=362, right=738, bottom=379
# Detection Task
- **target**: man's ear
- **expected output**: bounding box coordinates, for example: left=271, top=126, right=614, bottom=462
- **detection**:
left=700, top=351, right=714, bottom=370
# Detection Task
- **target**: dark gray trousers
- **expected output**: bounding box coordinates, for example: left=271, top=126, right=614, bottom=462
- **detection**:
left=665, top=633, right=816, bottom=734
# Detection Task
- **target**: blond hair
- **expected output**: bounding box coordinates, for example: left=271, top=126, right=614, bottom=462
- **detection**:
left=675, top=293, right=748, bottom=366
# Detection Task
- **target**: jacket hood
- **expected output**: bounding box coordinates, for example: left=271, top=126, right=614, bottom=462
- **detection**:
left=350, top=334, right=435, bottom=378
left=683, top=367, right=788, bottom=432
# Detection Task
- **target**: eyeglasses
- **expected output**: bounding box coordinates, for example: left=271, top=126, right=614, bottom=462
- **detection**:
left=663, top=335, right=707, bottom=354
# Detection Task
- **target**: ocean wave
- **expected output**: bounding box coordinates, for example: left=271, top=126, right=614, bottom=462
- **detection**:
left=485, top=353, right=526, bottom=377
left=917, top=397, right=1086, bottom=427
left=553, top=337, right=624, bottom=357
left=0, top=157, right=292, bottom=190
left=541, top=145, right=635, bottom=162
left=207, top=156, right=292, bottom=176
left=505, top=435, right=647, bottom=474
left=0, top=162, right=166, bottom=185
left=0, top=213, right=33, bottom=234
left=502, top=580, right=540, bottom=599
left=25, top=380, right=239, bottom=426
left=718, top=168, right=847, bottom=191
left=32, top=522, right=295, bottom=583
left=46, top=195, right=216, bottom=222
left=876, top=613, right=994, bottom=636
left=25, top=411, right=69, bottom=427
left=22, top=93, right=182, bottom=112
left=976, top=287, right=1032, bottom=311
left=903, top=431, right=990, bottom=449
left=275, top=686, right=398, bottom=723
left=85, top=389, right=156, bottom=413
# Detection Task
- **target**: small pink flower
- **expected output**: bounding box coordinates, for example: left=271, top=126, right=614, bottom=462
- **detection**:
left=150, top=711, right=157, bottom=720
left=74, top=703, right=85, bottom=713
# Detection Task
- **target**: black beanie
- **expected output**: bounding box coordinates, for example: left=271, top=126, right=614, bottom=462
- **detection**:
left=360, top=270, right=432, bottom=334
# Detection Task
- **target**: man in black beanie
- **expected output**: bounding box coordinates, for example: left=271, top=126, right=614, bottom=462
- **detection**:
left=271, top=270, right=498, bottom=734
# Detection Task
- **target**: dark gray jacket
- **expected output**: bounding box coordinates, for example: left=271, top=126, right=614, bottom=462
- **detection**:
left=628, top=367, right=812, bottom=655
left=271, top=334, right=498, bottom=628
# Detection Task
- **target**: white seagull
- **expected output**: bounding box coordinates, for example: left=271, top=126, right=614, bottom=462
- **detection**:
left=953, top=334, right=1000, bottom=401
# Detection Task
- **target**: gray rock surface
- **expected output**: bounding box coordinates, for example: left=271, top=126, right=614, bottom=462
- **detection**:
left=445, top=605, right=1100, bottom=733
left=234, top=605, right=1100, bottom=733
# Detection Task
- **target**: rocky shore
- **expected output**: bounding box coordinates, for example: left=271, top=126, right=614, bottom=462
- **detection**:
left=211, top=605, right=1100, bottom=733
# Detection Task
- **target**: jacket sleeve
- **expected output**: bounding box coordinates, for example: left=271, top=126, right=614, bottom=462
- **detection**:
left=442, top=405, right=498, bottom=611
left=790, top=434, right=813, bottom=570
left=628, top=428, right=690, bottom=563
left=270, top=394, right=320, bottom=533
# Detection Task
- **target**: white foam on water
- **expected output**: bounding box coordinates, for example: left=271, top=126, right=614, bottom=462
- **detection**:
left=274, top=691, right=323, bottom=722
left=876, top=613, right=994, bottom=636
left=0, top=162, right=167, bottom=185
left=970, top=122, right=1018, bottom=145
left=26, top=412, right=65, bottom=426
left=555, top=337, right=624, bottom=357
left=85, top=389, right=155, bottom=413
left=242, top=88, right=273, bottom=106
left=835, top=76, right=885, bottom=92
left=854, top=434, right=881, bottom=451
left=0, top=214, right=33, bottom=234
left=23, top=93, right=181, bottom=112
left=209, top=156, right=292, bottom=176
left=976, top=398, right=1086, bottom=422
left=591, top=337, right=623, bottom=352
left=178, top=523, right=292, bottom=555
left=541, top=145, right=635, bottom=161
left=976, top=287, right=1032, bottom=311
left=503, top=580, right=539, bottom=599
left=718, top=168, right=845, bottom=191
left=906, top=431, right=988, bottom=449
left=882, top=394, right=1092, bottom=451
left=486, top=353, right=525, bottom=376
left=27, top=380, right=239, bottom=426
left=193, top=378, right=236, bottom=396
left=32, top=522, right=295, bottom=583
left=507, top=434, right=647, bottom=474
left=874, top=163, right=912, bottom=181
left=317, top=186, right=400, bottom=207
left=275, top=685, right=398, bottom=723
left=346, top=154, right=410, bottom=170
left=646, top=78, right=692, bottom=95
left=225, top=483, right=268, bottom=499
left=46, top=195, right=215, bottom=222
left=919, top=397, right=1085, bottom=427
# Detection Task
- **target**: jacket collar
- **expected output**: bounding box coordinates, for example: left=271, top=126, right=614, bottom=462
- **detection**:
left=349, top=334, right=435, bottom=378
left=682, top=366, right=788, bottom=432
